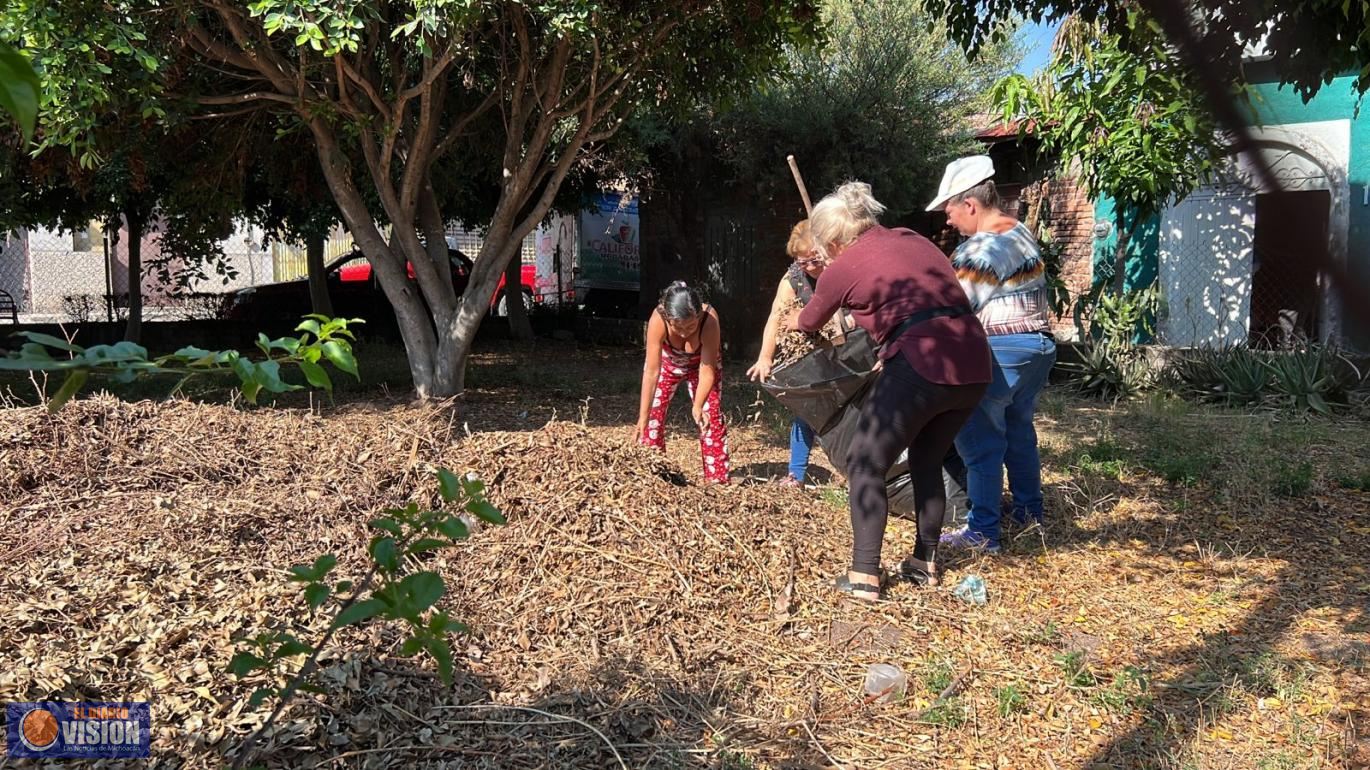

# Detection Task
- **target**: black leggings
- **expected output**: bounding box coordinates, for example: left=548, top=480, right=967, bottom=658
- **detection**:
left=847, top=352, right=987, bottom=575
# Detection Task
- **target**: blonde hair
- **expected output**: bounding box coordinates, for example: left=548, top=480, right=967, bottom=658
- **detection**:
left=809, top=181, right=886, bottom=255
left=785, top=220, right=813, bottom=259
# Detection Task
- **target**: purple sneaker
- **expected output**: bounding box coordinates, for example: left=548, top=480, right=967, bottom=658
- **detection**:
left=939, top=526, right=1002, bottom=554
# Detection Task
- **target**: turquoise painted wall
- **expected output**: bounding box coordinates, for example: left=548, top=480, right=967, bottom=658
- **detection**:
left=1091, top=197, right=1159, bottom=293
left=1244, top=69, right=1369, bottom=349
left=1090, top=196, right=1160, bottom=342
left=1089, top=69, right=1367, bottom=348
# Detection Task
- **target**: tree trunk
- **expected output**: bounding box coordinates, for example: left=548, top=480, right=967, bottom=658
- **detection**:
left=503, top=254, right=533, bottom=341
left=306, top=234, right=334, bottom=317
left=1111, top=208, right=1136, bottom=297
left=123, top=210, right=145, bottom=344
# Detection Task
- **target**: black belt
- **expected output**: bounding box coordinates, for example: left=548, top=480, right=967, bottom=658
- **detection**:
left=879, top=305, right=973, bottom=354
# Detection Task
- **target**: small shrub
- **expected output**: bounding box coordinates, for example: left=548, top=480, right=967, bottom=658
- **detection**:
left=1264, top=345, right=1358, bottom=414
left=921, top=698, right=967, bottom=728
left=995, top=684, right=1028, bottom=717
left=59, top=294, right=101, bottom=323
left=1055, top=650, right=1096, bottom=688
left=1021, top=620, right=1060, bottom=646
left=1142, top=444, right=1215, bottom=486
left=1163, top=344, right=1363, bottom=414
left=1094, top=666, right=1151, bottom=713
left=922, top=656, right=956, bottom=694
left=1334, top=469, right=1370, bottom=492
left=1068, top=438, right=1130, bottom=478
left=1068, top=339, right=1153, bottom=399
left=1270, top=460, right=1315, bottom=497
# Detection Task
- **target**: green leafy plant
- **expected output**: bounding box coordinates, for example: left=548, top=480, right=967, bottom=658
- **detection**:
left=1072, top=439, right=1130, bottom=479
left=1334, top=469, right=1370, bottom=492
left=995, top=684, right=1029, bottom=717
left=228, top=468, right=505, bottom=769
left=0, top=315, right=362, bottom=411
left=0, top=42, right=40, bottom=140
left=1212, top=347, right=1272, bottom=407
left=1056, top=650, right=1097, bottom=688
left=920, top=698, right=967, bottom=727
left=994, top=13, right=1226, bottom=302
left=1094, top=666, right=1151, bottom=713
left=921, top=656, right=956, bottom=694
left=1065, top=285, right=1161, bottom=399
left=1270, top=460, right=1314, bottom=498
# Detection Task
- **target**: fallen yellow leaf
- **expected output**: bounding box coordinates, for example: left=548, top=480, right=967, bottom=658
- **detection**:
left=1088, top=716, right=1103, bottom=730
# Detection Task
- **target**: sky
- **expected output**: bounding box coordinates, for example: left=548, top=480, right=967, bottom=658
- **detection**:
left=1015, top=20, right=1058, bottom=75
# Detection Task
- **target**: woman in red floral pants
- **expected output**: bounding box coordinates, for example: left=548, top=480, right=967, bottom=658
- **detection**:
left=637, top=282, right=731, bottom=484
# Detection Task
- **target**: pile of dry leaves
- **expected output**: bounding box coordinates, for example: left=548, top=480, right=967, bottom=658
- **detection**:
left=1, top=390, right=1366, bottom=769
left=771, top=299, right=849, bottom=371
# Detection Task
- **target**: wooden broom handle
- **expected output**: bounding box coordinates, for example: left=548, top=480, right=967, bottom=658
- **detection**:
left=787, top=155, right=813, bottom=216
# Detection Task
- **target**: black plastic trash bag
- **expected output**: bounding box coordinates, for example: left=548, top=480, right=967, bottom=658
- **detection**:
left=762, top=329, right=968, bottom=520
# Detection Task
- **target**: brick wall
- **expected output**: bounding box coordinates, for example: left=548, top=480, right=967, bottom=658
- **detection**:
left=1039, top=178, right=1095, bottom=339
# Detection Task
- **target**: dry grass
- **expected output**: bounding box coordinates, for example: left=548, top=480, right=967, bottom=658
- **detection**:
left=1, top=346, right=1367, bottom=769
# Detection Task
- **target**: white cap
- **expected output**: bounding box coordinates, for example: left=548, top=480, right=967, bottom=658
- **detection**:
left=925, top=155, right=995, bottom=212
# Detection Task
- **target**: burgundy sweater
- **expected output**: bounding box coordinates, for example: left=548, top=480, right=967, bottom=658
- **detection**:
left=797, top=226, right=992, bottom=386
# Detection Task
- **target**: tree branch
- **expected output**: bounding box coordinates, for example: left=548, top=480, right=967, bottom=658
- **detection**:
left=340, top=56, right=393, bottom=121
left=430, top=90, right=499, bottom=163
left=197, top=91, right=298, bottom=106
left=204, top=1, right=300, bottom=96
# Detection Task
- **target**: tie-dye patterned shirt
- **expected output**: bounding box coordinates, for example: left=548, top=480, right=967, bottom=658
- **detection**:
left=951, top=222, right=1050, bottom=336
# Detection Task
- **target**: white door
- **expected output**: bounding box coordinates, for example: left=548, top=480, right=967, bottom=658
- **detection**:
left=1158, top=186, right=1255, bottom=347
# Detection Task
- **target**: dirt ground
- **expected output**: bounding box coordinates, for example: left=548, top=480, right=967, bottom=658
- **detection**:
left=2, top=341, right=1368, bottom=769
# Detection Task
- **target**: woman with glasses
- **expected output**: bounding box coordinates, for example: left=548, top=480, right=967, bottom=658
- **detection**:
left=747, top=220, right=826, bottom=487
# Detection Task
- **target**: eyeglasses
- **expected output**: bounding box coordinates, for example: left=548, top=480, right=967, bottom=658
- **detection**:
left=796, top=253, right=826, bottom=268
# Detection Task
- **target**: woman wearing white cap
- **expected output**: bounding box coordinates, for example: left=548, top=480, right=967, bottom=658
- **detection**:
left=927, top=156, right=1058, bottom=554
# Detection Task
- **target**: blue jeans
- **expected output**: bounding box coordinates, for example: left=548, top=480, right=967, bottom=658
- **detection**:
left=954, top=332, right=1057, bottom=545
left=789, top=418, right=816, bottom=482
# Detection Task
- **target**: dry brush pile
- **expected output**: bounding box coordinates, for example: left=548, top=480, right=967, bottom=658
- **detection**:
left=2, top=393, right=1367, bottom=769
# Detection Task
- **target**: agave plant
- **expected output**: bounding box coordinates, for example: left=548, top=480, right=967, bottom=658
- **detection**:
left=1161, top=347, right=1223, bottom=402
left=1211, top=346, right=1270, bottom=408
left=1068, top=339, right=1153, bottom=400
left=1264, top=345, right=1361, bottom=415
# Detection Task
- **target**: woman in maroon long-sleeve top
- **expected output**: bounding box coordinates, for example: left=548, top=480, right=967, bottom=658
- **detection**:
left=790, top=182, right=992, bottom=601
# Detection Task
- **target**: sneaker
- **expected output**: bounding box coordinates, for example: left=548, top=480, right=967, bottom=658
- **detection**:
left=775, top=476, right=803, bottom=489
left=939, top=526, right=1002, bottom=554
left=1008, top=509, right=1044, bottom=530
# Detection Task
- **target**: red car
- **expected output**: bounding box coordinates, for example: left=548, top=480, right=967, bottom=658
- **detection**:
left=229, top=246, right=537, bottom=322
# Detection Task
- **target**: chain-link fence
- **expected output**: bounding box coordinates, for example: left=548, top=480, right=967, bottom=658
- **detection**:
left=1152, top=186, right=1338, bottom=350
left=0, top=221, right=273, bottom=323
left=0, top=220, right=544, bottom=324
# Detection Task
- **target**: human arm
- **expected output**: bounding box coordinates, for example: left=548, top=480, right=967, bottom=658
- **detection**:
left=747, top=278, right=795, bottom=382
left=637, top=311, right=664, bottom=437
left=693, top=308, right=722, bottom=427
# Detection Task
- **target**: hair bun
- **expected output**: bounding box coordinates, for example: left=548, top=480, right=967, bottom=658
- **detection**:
left=836, top=182, right=880, bottom=218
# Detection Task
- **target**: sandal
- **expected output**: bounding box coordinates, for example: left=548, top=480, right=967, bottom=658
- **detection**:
left=897, top=556, right=940, bottom=587
left=833, top=572, right=883, bottom=603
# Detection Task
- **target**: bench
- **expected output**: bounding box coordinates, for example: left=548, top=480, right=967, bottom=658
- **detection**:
left=0, top=289, right=17, bottom=323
